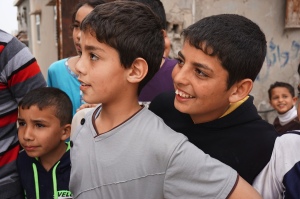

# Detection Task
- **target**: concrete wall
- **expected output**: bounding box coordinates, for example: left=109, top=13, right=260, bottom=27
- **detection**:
left=162, top=0, right=300, bottom=123
left=29, top=0, right=57, bottom=78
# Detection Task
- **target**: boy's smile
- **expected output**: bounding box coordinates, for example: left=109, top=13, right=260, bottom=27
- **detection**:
left=172, top=41, right=236, bottom=124
left=270, top=87, right=296, bottom=114
left=175, top=89, right=195, bottom=99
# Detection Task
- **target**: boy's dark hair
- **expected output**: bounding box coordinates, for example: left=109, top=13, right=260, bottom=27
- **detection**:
left=71, top=0, right=112, bottom=25
left=268, top=81, right=295, bottom=99
left=18, top=87, right=73, bottom=126
left=125, top=0, right=167, bottom=29
left=182, top=14, right=267, bottom=90
left=81, top=1, right=164, bottom=94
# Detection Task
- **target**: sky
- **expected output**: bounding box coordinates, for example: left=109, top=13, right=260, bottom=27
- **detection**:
left=0, top=1, right=18, bottom=35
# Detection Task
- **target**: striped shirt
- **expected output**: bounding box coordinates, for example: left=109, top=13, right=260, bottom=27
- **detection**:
left=0, top=29, right=46, bottom=197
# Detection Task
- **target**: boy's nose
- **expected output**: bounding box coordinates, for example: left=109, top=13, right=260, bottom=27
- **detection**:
left=75, top=57, right=85, bottom=75
left=173, top=65, right=189, bottom=85
left=23, top=127, right=34, bottom=141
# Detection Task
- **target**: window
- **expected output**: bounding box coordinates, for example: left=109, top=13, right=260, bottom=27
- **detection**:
left=36, top=14, right=40, bottom=42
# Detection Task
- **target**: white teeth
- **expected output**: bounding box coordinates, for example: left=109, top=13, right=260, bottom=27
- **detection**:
left=175, top=89, right=194, bottom=98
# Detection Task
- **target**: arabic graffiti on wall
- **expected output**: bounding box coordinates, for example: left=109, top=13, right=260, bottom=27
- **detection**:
left=256, top=39, right=300, bottom=81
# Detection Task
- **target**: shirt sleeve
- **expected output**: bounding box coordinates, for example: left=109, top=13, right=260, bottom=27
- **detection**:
left=5, top=38, right=46, bottom=102
left=164, top=139, right=238, bottom=199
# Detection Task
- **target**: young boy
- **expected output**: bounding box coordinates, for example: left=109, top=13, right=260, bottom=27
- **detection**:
left=268, top=81, right=300, bottom=134
left=69, top=1, right=262, bottom=198
left=17, top=87, right=72, bottom=199
left=149, top=14, right=278, bottom=184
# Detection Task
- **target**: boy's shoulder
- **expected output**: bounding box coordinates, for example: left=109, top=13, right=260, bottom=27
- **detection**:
left=71, top=106, right=97, bottom=136
left=17, top=150, right=36, bottom=174
left=17, top=149, right=31, bottom=162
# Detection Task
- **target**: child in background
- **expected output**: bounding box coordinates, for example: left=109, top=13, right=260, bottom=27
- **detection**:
left=70, top=1, right=262, bottom=198
left=17, top=87, right=73, bottom=199
left=47, top=0, right=109, bottom=116
left=268, top=81, right=300, bottom=134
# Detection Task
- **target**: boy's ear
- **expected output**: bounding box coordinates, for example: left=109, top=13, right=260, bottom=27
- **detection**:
left=229, top=79, right=253, bottom=103
left=127, top=58, right=148, bottom=83
left=61, top=124, right=71, bottom=141
left=293, top=96, right=298, bottom=105
left=269, top=100, right=274, bottom=107
left=162, top=30, right=171, bottom=58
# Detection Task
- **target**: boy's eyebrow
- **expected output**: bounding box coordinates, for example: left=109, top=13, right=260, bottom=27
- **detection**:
left=84, top=44, right=105, bottom=52
left=179, top=50, right=213, bottom=72
left=17, top=117, right=47, bottom=123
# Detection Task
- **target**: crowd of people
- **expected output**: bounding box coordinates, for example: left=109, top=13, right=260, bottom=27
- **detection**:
left=0, top=0, right=300, bottom=198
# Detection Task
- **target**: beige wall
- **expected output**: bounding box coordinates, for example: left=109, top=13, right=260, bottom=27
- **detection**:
left=162, top=0, right=300, bottom=122
left=29, top=0, right=57, bottom=79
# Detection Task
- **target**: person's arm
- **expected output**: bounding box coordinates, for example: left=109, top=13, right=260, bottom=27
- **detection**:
left=164, top=137, right=261, bottom=198
left=228, top=175, right=262, bottom=199
left=6, top=36, right=46, bottom=101
left=76, top=103, right=98, bottom=112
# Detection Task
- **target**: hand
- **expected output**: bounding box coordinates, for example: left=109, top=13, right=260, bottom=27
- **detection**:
left=76, top=103, right=98, bottom=112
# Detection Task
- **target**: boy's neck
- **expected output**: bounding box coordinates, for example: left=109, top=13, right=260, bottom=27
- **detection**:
left=94, top=102, right=142, bottom=135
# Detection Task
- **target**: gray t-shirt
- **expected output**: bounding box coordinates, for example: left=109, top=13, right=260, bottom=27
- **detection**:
left=70, top=106, right=237, bottom=199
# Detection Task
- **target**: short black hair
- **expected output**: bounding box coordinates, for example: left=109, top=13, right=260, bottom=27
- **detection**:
left=268, top=81, right=295, bottom=99
left=18, top=87, right=73, bottom=126
left=81, top=1, right=164, bottom=94
left=182, top=14, right=267, bottom=90
left=125, top=0, right=167, bottom=29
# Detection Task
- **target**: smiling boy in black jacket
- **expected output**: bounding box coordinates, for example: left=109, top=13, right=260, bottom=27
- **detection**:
left=149, top=14, right=278, bottom=184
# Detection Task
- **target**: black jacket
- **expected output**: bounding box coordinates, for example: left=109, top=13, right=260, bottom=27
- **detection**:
left=17, top=142, right=72, bottom=199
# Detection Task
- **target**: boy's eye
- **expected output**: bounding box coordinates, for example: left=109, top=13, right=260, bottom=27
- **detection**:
left=35, top=123, right=45, bottom=128
left=18, top=121, right=26, bottom=126
left=90, top=53, right=98, bottom=61
left=195, top=68, right=207, bottom=77
left=175, top=57, right=184, bottom=66
left=72, top=23, right=80, bottom=29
